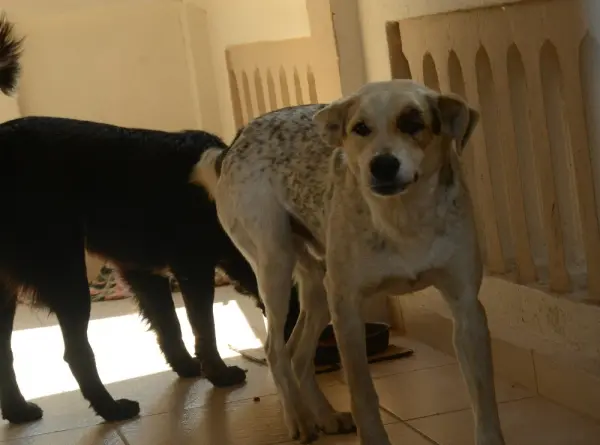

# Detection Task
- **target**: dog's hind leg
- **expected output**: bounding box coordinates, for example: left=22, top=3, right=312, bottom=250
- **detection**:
left=257, top=251, right=319, bottom=443
left=218, top=238, right=301, bottom=343
left=42, top=260, right=140, bottom=422
left=171, top=261, right=247, bottom=387
left=290, top=252, right=355, bottom=436
left=0, top=289, right=44, bottom=423
left=120, top=268, right=201, bottom=379
left=218, top=200, right=319, bottom=443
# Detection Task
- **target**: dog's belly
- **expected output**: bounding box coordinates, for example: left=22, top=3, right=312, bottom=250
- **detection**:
left=363, top=274, right=433, bottom=300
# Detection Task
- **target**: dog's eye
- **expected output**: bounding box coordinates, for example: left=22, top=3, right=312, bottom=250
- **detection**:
left=397, top=118, right=425, bottom=136
left=352, top=122, right=372, bottom=137
left=397, top=109, right=425, bottom=136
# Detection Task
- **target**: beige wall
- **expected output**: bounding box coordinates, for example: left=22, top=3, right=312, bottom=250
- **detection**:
left=2, top=0, right=219, bottom=133
left=0, top=95, right=19, bottom=123
left=185, top=0, right=310, bottom=141
left=2, top=0, right=311, bottom=139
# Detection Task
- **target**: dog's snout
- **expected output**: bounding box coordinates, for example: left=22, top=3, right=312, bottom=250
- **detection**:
left=369, top=154, right=400, bottom=182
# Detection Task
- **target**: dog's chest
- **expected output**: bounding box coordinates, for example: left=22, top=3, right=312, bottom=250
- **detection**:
left=362, top=228, right=454, bottom=279
left=346, top=232, right=451, bottom=298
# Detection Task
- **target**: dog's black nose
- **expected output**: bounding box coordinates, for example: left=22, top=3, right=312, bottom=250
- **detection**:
left=369, top=154, right=400, bottom=182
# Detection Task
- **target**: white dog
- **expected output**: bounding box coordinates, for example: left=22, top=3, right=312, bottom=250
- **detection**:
left=193, top=79, right=505, bottom=445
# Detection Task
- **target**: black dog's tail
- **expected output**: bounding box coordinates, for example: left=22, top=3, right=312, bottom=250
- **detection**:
left=0, top=14, right=23, bottom=96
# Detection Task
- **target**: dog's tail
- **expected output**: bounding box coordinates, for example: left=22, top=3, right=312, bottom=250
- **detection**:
left=190, top=147, right=222, bottom=198
left=0, top=14, right=23, bottom=96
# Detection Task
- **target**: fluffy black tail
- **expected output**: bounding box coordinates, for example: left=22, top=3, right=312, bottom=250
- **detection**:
left=0, top=14, right=23, bottom=96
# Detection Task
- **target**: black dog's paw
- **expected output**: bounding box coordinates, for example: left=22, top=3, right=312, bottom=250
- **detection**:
left=1, top=402, right=43, bottom=424
left=100, top=399, right=140, bottom=422
left=172, top=357, right=203, bottom=379
left=206, top=365, right=247, bottom=388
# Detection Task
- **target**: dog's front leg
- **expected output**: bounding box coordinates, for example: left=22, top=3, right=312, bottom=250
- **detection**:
left=435, top=266, right=505, bottom=445
left=325, top=277, right=390, bottom=445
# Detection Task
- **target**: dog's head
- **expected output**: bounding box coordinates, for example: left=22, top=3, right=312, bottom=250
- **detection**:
left=313, top=79, right=479, bottom=197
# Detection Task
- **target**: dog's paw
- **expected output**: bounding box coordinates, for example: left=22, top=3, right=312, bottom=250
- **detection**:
left=206, top=365, right=247, bottom=387
left=291, top=424, right=320, bottom=444
left=172, top=357, right=203, bottom=378
left=1, top=402, right=43, bottom=424
left=288, top=413, right=320, bottom=444
left=319, top=411, right=356, bottom=435
left=99, top=399, right=140, bottom=422
left=282, top=398, right=320, bottom=443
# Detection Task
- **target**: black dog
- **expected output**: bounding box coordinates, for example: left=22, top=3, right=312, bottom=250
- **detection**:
left=0, top=17, right=300, bottom=425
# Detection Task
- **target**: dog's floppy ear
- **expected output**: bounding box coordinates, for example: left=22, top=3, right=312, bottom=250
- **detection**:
left=428, top=93, right=479, bottom=154
left=313, top=96, right=356, bottom=147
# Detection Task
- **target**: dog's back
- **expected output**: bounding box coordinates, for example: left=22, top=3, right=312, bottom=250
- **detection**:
left=0, top=116, right=228, bottom=290
left=216, top=104, right=336, bottom=240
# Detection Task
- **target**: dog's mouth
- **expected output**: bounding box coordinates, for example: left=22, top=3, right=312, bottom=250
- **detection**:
left=371, top=181, right=406, bottom=196
left=370, top=173, right=418, bottom=197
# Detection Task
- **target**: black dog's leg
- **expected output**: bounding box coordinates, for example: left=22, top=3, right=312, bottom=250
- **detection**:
left=0, top=292, right=43, bottom=423
left=120, top=269, right=201, bottom=378
left=44, top=270, right=139, bottom=422
left=172, top=263, right=246, bottom=387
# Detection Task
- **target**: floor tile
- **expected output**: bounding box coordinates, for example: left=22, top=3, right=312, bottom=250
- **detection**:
left=119, top=384, right=396, bottom=445
left=0, top=424, right=124, bottom=445
left=100, top=355, right=283, bottom=416
left=534, top=352, right=600, bottom=421
left=214, top=286, right=268, bottom=344
left=119, top=396, right=291, bottom=445
left=0, top=356, right=280, bottom=441
left=12, top=305, right=46, bottom=331
left=319, top=384, right=397, bottom=425
left=304, top=422, right=434, bottom=444
left=338, top=337, right=455, bottom=383
left=35, top=298, right=141, bottom=328
left=374, top=364, right=533, bottom=420
left=409, top=397, right=600, bottom=445
left=0, top=406, right=106, bottom=443
left=9, top=287, right=588, bottom=445
left=2, top=285, right=271, bottom=435
left=370, top=337, right=455, bottom=378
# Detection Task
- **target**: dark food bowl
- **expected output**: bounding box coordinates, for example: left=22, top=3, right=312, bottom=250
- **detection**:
left=314, top=322, right=390, bottom=367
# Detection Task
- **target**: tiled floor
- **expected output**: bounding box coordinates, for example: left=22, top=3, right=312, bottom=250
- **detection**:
left=2, top=286, right=599, bottom=444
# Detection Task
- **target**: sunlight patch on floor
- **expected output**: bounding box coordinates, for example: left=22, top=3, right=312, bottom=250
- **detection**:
left=11, top=299, right=263, bottom=400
